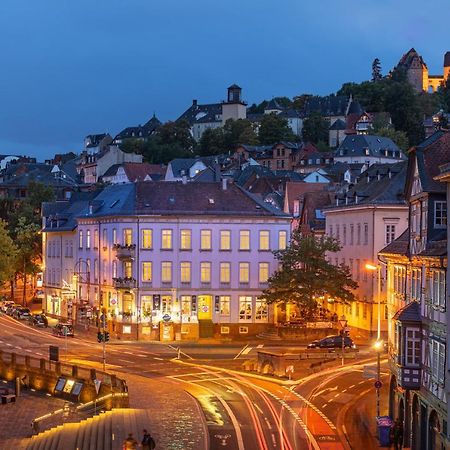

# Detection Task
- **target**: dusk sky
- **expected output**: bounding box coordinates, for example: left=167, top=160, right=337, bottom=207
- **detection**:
left=0, top=0, right=448, bottom=159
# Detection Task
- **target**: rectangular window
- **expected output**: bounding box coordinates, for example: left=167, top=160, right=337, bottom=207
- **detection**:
left=350, top=224, right=354, bottom=245
left=434, top=201, right=447, bottom=228
left=430, top=340, right=446, bottom=384
left=411, top=268, right=421, bottom=302
left=357, top=224, right=361, bottom=245
left=102, top=229, right=107, bottom=248
left=220, top=296, right=231, bottom=315
left=431, top=269, right=446, bottom=309
left=239, top=230, right=250, bottom=250
left=406, top=329, right=421, bottom=366
left=93, top=259, right=98, bottom=282
left=220, top=262, right=231, bottom=283
left=343, top=225, right=347, bottom=245
left=180, top=229, right=191, bottom=250
left=278, top=230, right=287, bottom=250
left=123, top=261, right=132, bottom=278
left=180, top=295, right=191, bottom=315
left=161, top=229, right=172, bottom=250
left=161, top=262, right=172, bottom=283
left=86, top=230, right=91, bottom=249
left=78, top=231, right=83, bottom=249
left=200, top=262, right=211, bottom=283
left=123, top=229, right=132, bottom=246
left=200, top=230, right=212, bottom=250
left=220, top=230, right=231, bottom=250
left=112, top=260, right=117, bottom=278
left=385, top=224, right=396, bottom=245
left=355, top=259, right=360, bottom=281
left=162, top=295, right=172, bottom=314
left=255, top=299, right=268, bottom=321
left=142, top=262, right=152, bottom=282
left=142, top=229, right=153, bottom=249
left=259, top=230, right=270, bottom=251
left=180, top=262, right=191, bottom=283
left=259, top=262, right=269, bottom=283
left=364, top=223, right=368, bottom=245
left=112, top=228, right=117, bottom=245
left=239, top=262, right=250, bottom=283
left=239, top=296, right=252, bottom=321
left=94, top=229, right=99, bottom=249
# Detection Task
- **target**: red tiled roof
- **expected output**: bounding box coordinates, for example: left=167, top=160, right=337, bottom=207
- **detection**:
left=123, top=163, right=166, bottom=182
left=284, top=181, right=328, bottom=214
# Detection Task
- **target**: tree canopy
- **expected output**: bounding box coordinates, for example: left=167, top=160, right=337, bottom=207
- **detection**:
left=258, top=114, right=296, bottom=145
left=0, top=220, right=17, bottom=285
left=302, top=111, right=329, bottom=147
left=261, top=231, right=357, bottom=312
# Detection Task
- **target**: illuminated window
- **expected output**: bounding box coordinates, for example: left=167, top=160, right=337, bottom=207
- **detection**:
left=142, top=262, right=152, bottom=282
left=239, top=262, right=249, bottom=283
left=180, top=295, right=191, bottom=315
left=94, top=229, right=99, bottom=249
left=123, top=229, right=132, bottom=246
left=200, top=230, right=212, bottom=250
left=239, top=230, right=250, bottom=250
left=259, top=230, right=270, bottom=250
left=180, top=229, right=191, bottom=250
left=220, top=230, right=231, bottom=250
left=161, top=229, right=172, bottom=250
left=259, top=263, right=269, bottom=283
left=161, top=262, right=172, bottom=283
left=112, top=260, right=117, bottom=278
left=200, top=262, right=211, bottom=283
left=142, top=229, right=153, bottom=249
left=239, top=296, right=252, bottom=321
left=255, top=299, right=268, bottom=321
left=112, top=228, right=117, bottom=245
left=278, top=230, right=287, bottom=250
left=220, top=262, right=231, bottom=283
left=220, top=296, right=230, bottom=315
left=180, top=262, right=191, bottom=283
left=162, top=295, right=172, bottom=314
left=123, top=261, right=132, bottom=278
left=86, top=230, right=91, bottom=249
left=102, top=229, right=107, bottom=248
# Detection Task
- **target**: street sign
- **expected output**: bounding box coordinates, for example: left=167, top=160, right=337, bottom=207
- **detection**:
left=339, top=319, right=347, bottom=328
left=374, top=380, right=382, bottom=389
left=162, top=314, right=171, bottom=322
left=94, top=379, right=102, bottom=394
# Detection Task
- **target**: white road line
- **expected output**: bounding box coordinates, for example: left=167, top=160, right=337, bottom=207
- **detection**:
left=25, top=349, right=32, bottom=353
left=358, top=381, right=365, bottom=385
left=123, top=351, right=133, bottom=355
left=6, top=343, right=12, bottom=346
left=36, top=353, right=43, bottom=356
left=264, top=418, right=273, bottom=430
left=136, top=354, right=147, bottom=357
left=253, top=403, right=264, bottom=415
left=334, top=393, right=340, bottom=398
left=349, top=384, right=355, bottom=389
left=153, top=357, right=164, bottom=360
left=342, top=389, right=347, bottom=393
left=15, top=346, right=22, bottom=350
left=322, top=403, right=328, bottom=409
left=117, top=359, right=133, bottom=364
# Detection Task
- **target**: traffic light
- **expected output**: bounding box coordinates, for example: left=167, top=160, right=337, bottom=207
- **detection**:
left=97, top=331, right=103, bottom=343
left=104, top=332, right=110, bottom=342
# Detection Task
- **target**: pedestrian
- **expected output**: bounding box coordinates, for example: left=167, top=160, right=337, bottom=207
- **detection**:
left=141, top=429, right=156, bottom=450
left=122, top=433, right=138, bottom=450
left=391, top=419, right=404, bottom=450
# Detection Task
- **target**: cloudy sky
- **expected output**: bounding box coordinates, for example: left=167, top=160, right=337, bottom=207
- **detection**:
left=0, top=0, right=448, bottom=159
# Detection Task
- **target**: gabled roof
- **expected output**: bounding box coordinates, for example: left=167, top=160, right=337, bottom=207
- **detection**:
left=329, top=119, right=346, bottom=130
left=303, top=95, right=349, bottom=117
left=114, top=115, right=161, bottom=141
left=336, top=135, right=404, bottom=159
left=265, top=98, right=284, bottom=111
left=397, top=48, right=427, bottom=70
left=168, top=158, right=211, bottom=178
left=284, top=181, right=328, bottom=214
left=278, top=108, right=302, bottom=119
left=177, top=102, right=222, bottom=125
left=392, top=301, right=421, bottom=323
left=379, top=229, right=409, bottom=255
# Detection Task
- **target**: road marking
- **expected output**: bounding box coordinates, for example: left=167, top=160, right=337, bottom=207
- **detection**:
left=136, top=354, right=147, bottom=357
left=256, top=344, right=264, bottom=349
left=358, top=381, right=365, bottom=385
left=264, top=418, right=272, bottom=430
left=271, top=433, right=277, bottom=447
left=349, top=384, right=355, bottom=389
left=154, top=357, right=164, bottom=360
left=334, top=393, right=340, bottom=398
left=6, top=343, right=12, bottom=346
left=25, top=349, right=32, bottom=353
left=117, top=359, right=133, bottom=364
left=15, top=346, right=22, bottom=350
left=342, top=389, right=347, bottom=393
left=253, top=403, right=264, bottom=415
left=36, top=353, right=43, bottom=356
left=322, top=403, right=328, bottom=409
left=123, top=351, right=133, bottom=355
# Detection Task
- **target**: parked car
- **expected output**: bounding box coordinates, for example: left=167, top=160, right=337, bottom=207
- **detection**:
left=307, top=335, right=356, bottom=349
left=52, top=323, right=74, bottom=337
left=6, top=304, right=21, bottom=316
left=13, top=307, right=32, bottom=320
left=1, top=301, right=15, bottom=313
left=29, top=313, right=48, bottom=328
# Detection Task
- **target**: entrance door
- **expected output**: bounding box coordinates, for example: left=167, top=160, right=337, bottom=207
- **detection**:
left=197, top=295, right=212, bottom=320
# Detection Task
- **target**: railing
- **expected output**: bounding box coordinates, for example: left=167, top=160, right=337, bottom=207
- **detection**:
left=113, top=244, right=136, bottom=260
left=112, top=277, right=137, bottom=289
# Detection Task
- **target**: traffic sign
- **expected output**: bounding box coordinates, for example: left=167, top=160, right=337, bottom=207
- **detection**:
left=374, top=380, right=382, bottom=389
left=162, top=314, right=171, bottom=322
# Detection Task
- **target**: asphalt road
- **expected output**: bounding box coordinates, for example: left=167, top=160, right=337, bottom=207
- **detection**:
left=0, top=313, right=384, bottom=450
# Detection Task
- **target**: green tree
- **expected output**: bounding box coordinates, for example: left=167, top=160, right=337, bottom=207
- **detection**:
left=198, top=128, right=226, bottom=156
left=374, top=127, right=410, bottom=152
left=302, top=112, right=330, bottom=145
left=261, top=231, right=357, bottom=314
left=371, top=58, right=382, bottom=81
left=157, top=120, right=195, bottom=151
left=440, top=76, right=450, bottom=112
left=223, top=119, right=258, bottom=148
left=0, top=220, right=17, bottom=286
left=292, top=94, right=312, bottom=110
left=258, top=114, right=295, bottom=145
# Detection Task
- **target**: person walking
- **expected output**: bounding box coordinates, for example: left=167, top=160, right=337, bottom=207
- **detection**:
left=122, top=433, right=139, bottom=450
left=141, top=429, right=156, bottom=449
left=391, top=419, right=404, bottom=450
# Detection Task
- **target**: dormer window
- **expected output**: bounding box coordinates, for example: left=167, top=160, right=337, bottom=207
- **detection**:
left=365, top=148, right=370, bottom=156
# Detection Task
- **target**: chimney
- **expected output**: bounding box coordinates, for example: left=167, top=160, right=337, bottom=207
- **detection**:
left=89, top=203, right=93, bottom=215
left=192, top=99, right=198, bottom=108
left=222, top=178, right=228, bottom=190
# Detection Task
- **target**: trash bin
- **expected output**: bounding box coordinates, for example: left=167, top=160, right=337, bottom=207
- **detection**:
left=376, top=416, right=393, bottom=447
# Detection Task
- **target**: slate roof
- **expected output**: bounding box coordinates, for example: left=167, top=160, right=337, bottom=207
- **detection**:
left=265, top=99, right=284, bottom=111
left=329, top=119, right=346, bottom=130
left=102, top=163, right=166, bottom=182
left=445, top=51, right=450, bottom=67
left=397, top=48, right=427, bottom=70
left=347, top=100, right=363, bottom=116
left=379, top=229, right=409, bottom=255
left=114, top=115, right=162, bottom=141
left=392, top=301, right=421, bottom=322
left=300, top=190, right=335, bottom=231
left=278, top=108, right=302, bottom=119
left=85, top=134, right=109, bottom=148
left=177, top=102, right=222, bottom=126
left=336, top=135, right=405, bottom=159
left=303, top=95, right=349, bottom=117
left=413, top=131, right=450, bottom=193
left=333, top=162, right=407, bottom=207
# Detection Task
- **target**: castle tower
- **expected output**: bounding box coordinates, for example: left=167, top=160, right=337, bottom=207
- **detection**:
left=397, top=48, right=428, bottom=92
left=222, top=84, right=247, bottom=124
left=444, top=51, right=450, bottom=82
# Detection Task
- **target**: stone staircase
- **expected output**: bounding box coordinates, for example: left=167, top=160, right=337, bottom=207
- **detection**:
left=26, top=408, right=154, bottom=450
left=256, top=328, right=282, bottom=340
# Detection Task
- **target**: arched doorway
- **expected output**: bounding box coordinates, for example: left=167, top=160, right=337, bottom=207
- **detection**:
left=428, top=410, right=440, bottom=450
left=389, top=375, right=397, bottom=418
left=411, top=395, right=419, bottom=450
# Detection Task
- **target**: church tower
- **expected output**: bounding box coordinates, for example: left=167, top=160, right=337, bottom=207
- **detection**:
left=444, top=51, right=450, bottom=82
left=221, top=84, right=247, bottom=124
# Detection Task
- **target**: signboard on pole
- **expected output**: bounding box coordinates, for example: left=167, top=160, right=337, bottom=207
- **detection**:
left=94, top=379, right=102, bottom=394
left=49, top=345, right=59, bottom=362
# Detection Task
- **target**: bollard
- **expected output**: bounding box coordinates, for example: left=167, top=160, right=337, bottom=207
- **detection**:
left=15, top=377, right=21, bottom=397
left=72, top=366, right=78, bottom=378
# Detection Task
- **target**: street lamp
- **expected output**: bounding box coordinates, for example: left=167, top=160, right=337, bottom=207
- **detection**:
left=365, top=262, right=383, bottom=418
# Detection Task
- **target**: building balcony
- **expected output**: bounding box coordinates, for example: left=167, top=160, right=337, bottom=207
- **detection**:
left=113, top=277, right=137, bottom=290
left=389, top=358, right=421, bottom=390
left=113, top=244, right=136, bottom=261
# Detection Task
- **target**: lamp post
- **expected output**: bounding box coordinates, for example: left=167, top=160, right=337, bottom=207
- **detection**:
left=339, top=315, right=347, bottom=366
left=365, top=262, right=383, bottom=418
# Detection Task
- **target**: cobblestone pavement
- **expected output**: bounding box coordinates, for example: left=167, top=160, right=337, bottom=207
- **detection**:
left=0, top=383, right=66, bottom=450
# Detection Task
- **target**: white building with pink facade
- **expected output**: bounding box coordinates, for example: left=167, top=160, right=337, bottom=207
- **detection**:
left=41, top=180, right=291, bottom=340
left=323, top=162, right=409, bottom=338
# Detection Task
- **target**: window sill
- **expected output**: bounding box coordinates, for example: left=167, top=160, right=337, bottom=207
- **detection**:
left=200, top=249, right=212, bottom=252
left=160, top=248, right=173, bottom=251
left=179, top=249, right=192, bottom=252
left=141, top=248, right=153, bottom=251
left=258, top=249, right=271, bottom=252
left=219, top=249, right=231, bottom=252
left=238, top=249, right=251, bottom=252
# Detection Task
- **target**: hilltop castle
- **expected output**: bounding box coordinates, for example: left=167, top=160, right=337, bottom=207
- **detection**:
left=395, top=48, right=450, bottom=93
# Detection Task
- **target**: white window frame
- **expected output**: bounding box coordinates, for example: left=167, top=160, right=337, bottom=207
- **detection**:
left=220, top=230, right=231, bottom=251
left=142, top=229, right=153, bottom=249
left=180, top=229, right=191, bottom=250
left=180, top=261, right=191, bottom=283
left=239, top=262, right=250, bottom=284
left=239, top=230, right=250, bottom=251
left=161, top=229, right=173, bottom=250
left=259, top=230, right=270, bottom=251
left=239, top=296, right=252, bottom=322
left=220, top=262, right=231, bottom=284
left=142, top=262, right=152, bottom=282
